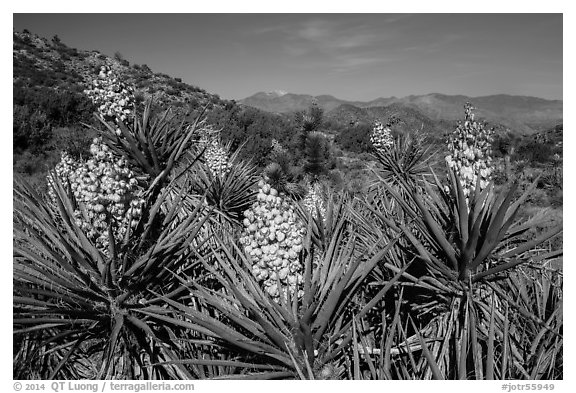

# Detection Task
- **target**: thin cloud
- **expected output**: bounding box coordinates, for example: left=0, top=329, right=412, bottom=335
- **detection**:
left=401, top=33, right=463, bottom=54
left=260, top=17, right=401, bottom=73
left=329, top=55, right=398, bottom=73
left=291, top=17, right=387, bottom=49
left=381, top=14, right=413, bottom=24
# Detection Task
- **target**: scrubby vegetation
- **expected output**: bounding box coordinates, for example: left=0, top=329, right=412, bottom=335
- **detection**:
left=13, top=31, right=562, bottom=380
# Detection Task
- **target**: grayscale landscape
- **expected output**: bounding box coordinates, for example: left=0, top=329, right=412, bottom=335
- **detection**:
left=13, top=13, right=563, bottom=380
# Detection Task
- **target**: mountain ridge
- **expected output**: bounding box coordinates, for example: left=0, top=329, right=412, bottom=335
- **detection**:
left=240, top=91, right=562, bottom=134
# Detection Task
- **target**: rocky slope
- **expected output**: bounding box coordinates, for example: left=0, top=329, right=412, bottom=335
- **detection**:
left=13, top=30, right=228, bottom=110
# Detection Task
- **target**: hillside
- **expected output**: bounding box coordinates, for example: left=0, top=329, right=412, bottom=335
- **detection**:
left=241, top=91, right=562, bottom=135
left=326, top=103, right=442, bottom=132
left=13, top=29, right=254, bottom=188
left=13, top=30, right=228, bottom=111
left=240, top=92, right=350, bottom=113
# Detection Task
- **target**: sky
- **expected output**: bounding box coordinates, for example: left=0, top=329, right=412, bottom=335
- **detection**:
left=12, top=13, right=563, bottom=102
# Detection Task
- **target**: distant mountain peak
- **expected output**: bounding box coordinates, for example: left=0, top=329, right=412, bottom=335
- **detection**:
left=239, top=90, right=562, bottom=135
left=260, top=90, right=289, bottom=97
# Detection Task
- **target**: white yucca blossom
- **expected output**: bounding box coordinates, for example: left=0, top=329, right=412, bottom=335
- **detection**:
left=445, top=103, right=493, bottom=199
left=240, top=180, right=306, bottom=302
left=47, top=151, right=78, bottom=202
left=84, top=65, right=135, bottom=135
left=302, top=182, right=326, bottom=220
left=48, top=138, right=144, bottom=254
left=204, top=141, right=232, bottom=178
left=270, top=138, right=288, bottom=157
left=198, top=127, right=232, bottom=178
left=370, top=122, right=394, bottom=152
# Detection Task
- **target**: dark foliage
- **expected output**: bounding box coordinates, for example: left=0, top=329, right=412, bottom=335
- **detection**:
left=295, top=102, right=324, bottom=151
left=515, top=139, right=558, bottom=164
left=206, top=106, right=297, bottom=167
left=13, top=81, right=95, bottom=154
left=334, top=123, right=372, bottom=153
left=303, top=133, right=331, bottom=179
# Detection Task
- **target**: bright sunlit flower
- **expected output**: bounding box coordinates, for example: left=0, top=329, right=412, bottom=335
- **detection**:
left=370, top=121, right=394, bottom=152
left=240, top=179, right=306, bottom=302
left=302, top=181, right=326, bottom=220
left=198, top=126, right=232, bottom=178
left=445, top=103, right=493, bottom=202
left=84, top=65, right=135, bottom=130
left=48, top=138, right=144, bottom=254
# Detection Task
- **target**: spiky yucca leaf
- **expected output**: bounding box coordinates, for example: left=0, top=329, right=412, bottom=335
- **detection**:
left=372, top=132, right=437, bottom=190
left=380, top=167, right=562, bottom=285
left=356, top=162, right=563, bottom=380
left=180, top=143, right=259, bottom=223
left=492, top=268, right=563, bottom=379
left=92, top=99, right=207, bottom=191
left=140, top=195, right=409, bottom=379
left=262, top=162, right=304, bottom=199
left=13, top=142, right=210, bottom=379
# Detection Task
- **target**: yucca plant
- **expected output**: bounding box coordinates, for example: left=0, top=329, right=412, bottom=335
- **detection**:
left=367, top=130, right=439, bottom=227
left=372, top=266, right=563, bottom=380
left=362, top=165, right=562, bottom=379
left=497, top=268, right=563, bottom=379
left=371, top=132, right=437, bottom=190
left=138, top=195, right=409, bottom=379
left=389, top=168, right=562, bottom=284
left=181, top=143, right=259, bottom=224
left=13, top=104, right=214, bottom=379
left=14, top=169, right=212, bottom=379
left=263, top=161, right=305, bottom=200
left=92, top=99, right=206, bottom=192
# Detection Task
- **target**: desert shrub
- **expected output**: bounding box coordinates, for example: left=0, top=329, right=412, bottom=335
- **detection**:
left=303, top=132, right=331, bottom=179
left=516, top=140, right=555, bottom=164
left=114, top=51, right=129, bottom=66
left=14, top=32, right=33, bottom=46
left=13, top=80, right=96, bottom=184
left=335, top=123, right=372, bottom=153
left=13, top=104, right=51, bottom=153
left=207, top=105, right=296, bottom=167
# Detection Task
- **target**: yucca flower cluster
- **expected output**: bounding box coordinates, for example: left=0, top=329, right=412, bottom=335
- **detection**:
left=47, top=151, right=79, bottom=202
left=240, top=180, right=306, bottom=301
left=84, top=65, right=135, bottom=135
left=370, top=122, right=394, bottom=152
left=198, top=128, right=232, bottom=178
left=270, top=138, right=288, bottom=157
left=445, top=103, right=493, bottom=197
left=302, top=182, right=326, bottom=220
left=48, top=138, right=144, bottom=253
left=204, top=142, right=232, bottom=178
